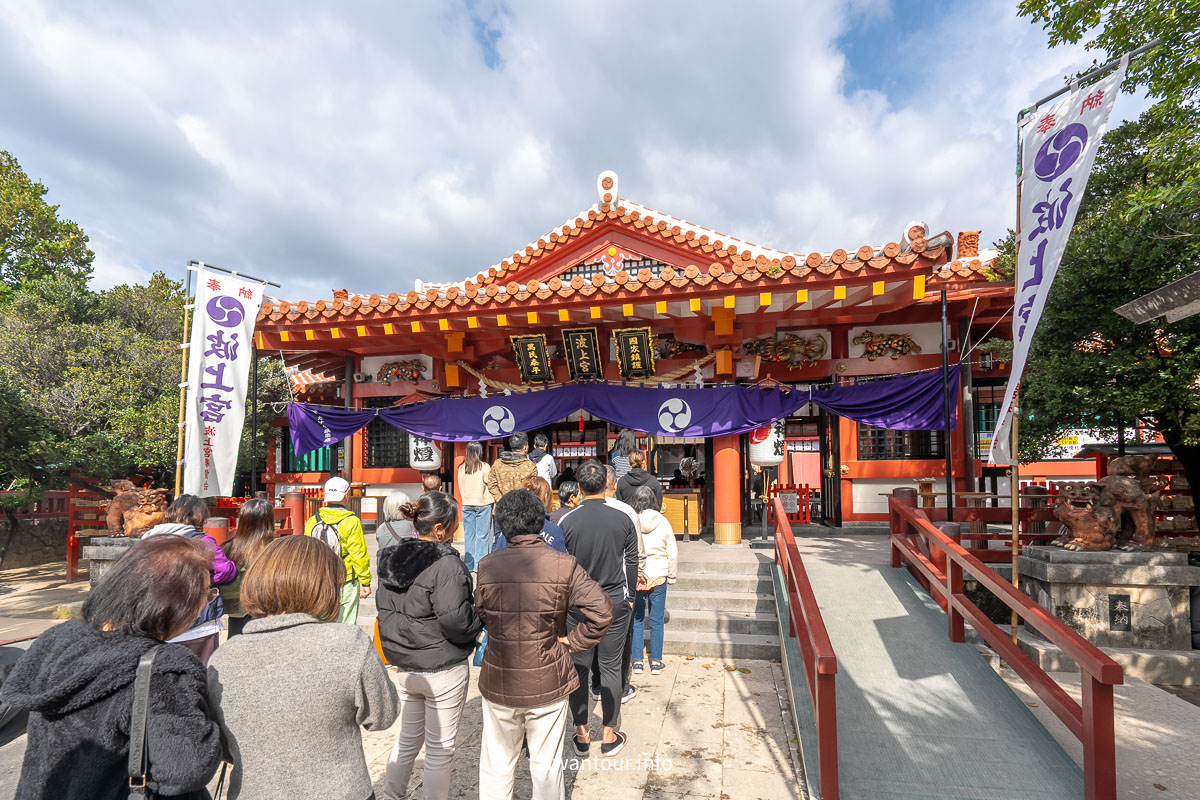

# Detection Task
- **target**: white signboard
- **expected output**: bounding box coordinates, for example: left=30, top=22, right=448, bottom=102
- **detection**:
left=183, top=268, right=265, bottom=497
left=989, top=60, right=1127, bottom=465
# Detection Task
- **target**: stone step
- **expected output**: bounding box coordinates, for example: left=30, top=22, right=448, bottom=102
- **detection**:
left=673, top=556, right=774, bottom=576
left=671, top=572, right=774, bottom=593
left=659, top=629, right=780, bottom=660
left=666, top=589, right=777, bottom=614
left=656, top=609, right=778, bottom=636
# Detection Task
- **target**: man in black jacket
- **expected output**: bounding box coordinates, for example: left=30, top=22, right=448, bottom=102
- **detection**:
left=560, top=459, right=639, bottom=757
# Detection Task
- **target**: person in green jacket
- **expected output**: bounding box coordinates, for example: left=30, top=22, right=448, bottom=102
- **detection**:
left=304, top=476, right=372, bottom=624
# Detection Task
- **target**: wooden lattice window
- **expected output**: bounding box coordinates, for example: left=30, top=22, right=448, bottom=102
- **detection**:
left=362, top=398, right=409, bottom=468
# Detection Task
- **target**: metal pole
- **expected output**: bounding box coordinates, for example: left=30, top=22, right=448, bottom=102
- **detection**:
left=1011, top=109, right=1026, bottom=646
left=1118, top=417, right=1126, bottom=457
left=186, top=259, right=282, bottom=288
left=173, top=268, right=194, bottom=497
left=250, top=344, right=259, bottom=495
left=1022, top=38, right=1162, bottom=114
left=941, top=289, right=954, bottom=522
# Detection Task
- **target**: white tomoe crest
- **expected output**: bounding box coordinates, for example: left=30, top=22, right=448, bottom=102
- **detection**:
left=482, top=405, right=516, bottom=436
left=657, top=398, right=693, bottom=433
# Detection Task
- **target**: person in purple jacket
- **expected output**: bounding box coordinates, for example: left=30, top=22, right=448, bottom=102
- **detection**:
left=141, top=495, right=237, bottom=664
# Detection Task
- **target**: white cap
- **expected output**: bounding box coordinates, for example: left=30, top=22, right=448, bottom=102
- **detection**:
left=324, top=476, right=350, bottom=503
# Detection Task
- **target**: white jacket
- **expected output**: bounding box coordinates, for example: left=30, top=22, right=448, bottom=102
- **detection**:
left=534, top=453, right=558, bottom=483
left=636, top=509, right=678, bottom=585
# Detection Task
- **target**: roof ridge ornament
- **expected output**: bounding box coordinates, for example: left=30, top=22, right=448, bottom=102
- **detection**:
left=597, top=170, right=618, bottom=205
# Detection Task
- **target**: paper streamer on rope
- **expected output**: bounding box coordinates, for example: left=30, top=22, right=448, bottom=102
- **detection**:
left=286, top=366, right=959, bottom=456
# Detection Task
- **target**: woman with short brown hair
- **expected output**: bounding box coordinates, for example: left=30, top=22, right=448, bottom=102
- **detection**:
left=207, top=536, right=399, bottom=800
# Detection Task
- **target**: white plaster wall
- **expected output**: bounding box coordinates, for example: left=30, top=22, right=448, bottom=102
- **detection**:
left=847, top=322, right=942, bottom=359
left=852, top=478, right=947, bottom=515
left=361, top=483, right=424, bottom=516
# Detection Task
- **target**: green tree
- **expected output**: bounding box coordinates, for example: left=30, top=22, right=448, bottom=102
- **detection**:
left=1018, top=109, right=1200, bottom=488
left=0, top=152, right=93, bottom=304
left=1017, top=0, right=1198, bottom=106
left=1017, top=0, right=1200, bottom=234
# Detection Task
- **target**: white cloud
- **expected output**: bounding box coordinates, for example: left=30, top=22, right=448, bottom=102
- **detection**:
left=0, top=0, right=1153, bottom=301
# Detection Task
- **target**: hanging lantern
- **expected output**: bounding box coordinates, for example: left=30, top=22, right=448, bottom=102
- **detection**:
left=749, top=420, right=786, bottom=467
left=408, top=435, right=442, bottom=471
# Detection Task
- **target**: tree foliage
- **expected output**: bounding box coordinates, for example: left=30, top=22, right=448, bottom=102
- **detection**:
left=1017, top=0, right=1200, bottom=235
left=1018, top=108, right=1200, bottom=487
left=0, top=152, right=93, bottom=304
left=0, top=154, right=289, bottom=505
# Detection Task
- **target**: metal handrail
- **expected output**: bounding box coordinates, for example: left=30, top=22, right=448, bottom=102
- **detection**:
left=774, top=497, right=838, bottom=799
left=889, top=496, right=1122, bottom=800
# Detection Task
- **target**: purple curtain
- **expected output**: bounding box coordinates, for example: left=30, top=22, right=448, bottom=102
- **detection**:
left=581, top=384, right=810, bottom=438
left=379, top=386, right=586, bottom=443
left=287, top=403, right=378, bottom=457
left=812, top=365, right=959, bottom=431
left=285, top=367, right=958, bottom=456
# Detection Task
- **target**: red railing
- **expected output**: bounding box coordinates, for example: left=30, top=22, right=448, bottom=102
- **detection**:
left=774, top=497, right=838, bottom=799
left=0, top=490, right=70, bottom=519
left=888, top=495, right=1123, bottom=800
left=768, top=484, right=813, bottom=525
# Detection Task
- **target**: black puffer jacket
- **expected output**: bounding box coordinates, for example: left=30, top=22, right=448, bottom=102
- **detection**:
left=0, top=619, right=222, bottom=800
left=376, top=539, right=484, bottom=672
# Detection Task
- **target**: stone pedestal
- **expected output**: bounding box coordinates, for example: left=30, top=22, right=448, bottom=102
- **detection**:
left=1019, top=546, right=1200, bottom=650
left=81, top=537, right=136, bottom=588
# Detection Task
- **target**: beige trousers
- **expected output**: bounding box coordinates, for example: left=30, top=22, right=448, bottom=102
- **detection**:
left=381, top=661, right=470, bottom=800
left=479, top=696, right=570, bottom=800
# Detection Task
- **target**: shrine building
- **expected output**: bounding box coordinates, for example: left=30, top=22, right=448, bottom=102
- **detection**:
left=255, top=171, right=1085, bottom=541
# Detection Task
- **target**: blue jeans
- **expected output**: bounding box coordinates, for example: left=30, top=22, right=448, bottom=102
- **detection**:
left=462, top=504, right=494, bottom=571
left=632, top=582, right=668, bottom=662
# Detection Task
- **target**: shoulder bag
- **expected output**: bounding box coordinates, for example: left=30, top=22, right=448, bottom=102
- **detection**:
left=128, top=645, right=228, bottom=799
left=128, top=645, right=162, bottom=798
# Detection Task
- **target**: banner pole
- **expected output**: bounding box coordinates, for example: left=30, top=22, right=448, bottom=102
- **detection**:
left=1010, top=108, right=1027, bottom=646
left=941, top=289, right=954, bottom=521
left=173, top=266, right=194, bottom=497
left=250, top=343, right=259, bottom=496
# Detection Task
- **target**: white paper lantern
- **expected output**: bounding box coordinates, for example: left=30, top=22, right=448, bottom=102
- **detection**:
left=408, top=435, right=442, bottom=471
left=749, top=420, right=786, bottom=467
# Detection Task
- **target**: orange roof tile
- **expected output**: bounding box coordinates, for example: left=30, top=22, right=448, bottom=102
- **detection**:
left=259, top=172, right=994, bottom=325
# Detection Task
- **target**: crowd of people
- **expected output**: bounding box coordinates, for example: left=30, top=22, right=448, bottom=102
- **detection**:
left=0, top=430, right=680, bottom=800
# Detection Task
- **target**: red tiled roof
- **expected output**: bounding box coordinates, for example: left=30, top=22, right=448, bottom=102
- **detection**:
left=258, top=173, right=992, bottom=325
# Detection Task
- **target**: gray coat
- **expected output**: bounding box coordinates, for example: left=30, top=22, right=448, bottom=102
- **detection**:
left=207, top=614, right=399, bottom=800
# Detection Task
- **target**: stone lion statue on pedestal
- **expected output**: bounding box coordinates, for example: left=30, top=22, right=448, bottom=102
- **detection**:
left=1052, top=456, right=1165, bottom=551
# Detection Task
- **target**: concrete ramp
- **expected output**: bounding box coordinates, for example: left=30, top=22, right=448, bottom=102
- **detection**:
left=782, top=535, right=1082, bottom=800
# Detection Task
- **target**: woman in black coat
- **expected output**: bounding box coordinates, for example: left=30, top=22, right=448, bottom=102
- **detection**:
left=375, top=490, right=483, bottom=800
left=0, top=536, right=223, bottom=800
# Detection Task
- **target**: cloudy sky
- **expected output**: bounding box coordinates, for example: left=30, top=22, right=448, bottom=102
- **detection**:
left=1, top=0, right=1150, bottom=301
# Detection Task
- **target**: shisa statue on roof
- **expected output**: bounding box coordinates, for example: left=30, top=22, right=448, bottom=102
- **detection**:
left=1052, top=455, right=1166, bottom=551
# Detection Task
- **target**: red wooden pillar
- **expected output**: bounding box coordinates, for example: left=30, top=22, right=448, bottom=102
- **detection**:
left=713, top=434, right=742, bottom=546
left=283, top=492, right=305, bottom=536
left=452, top=441, right=466, bottom=542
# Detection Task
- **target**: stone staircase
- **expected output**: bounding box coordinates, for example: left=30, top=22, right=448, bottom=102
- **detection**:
left=657, top=546, right=780, bottom=660
left=362, top=532, right=780, bottom=661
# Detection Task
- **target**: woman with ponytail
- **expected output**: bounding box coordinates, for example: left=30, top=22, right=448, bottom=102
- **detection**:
left=376, top=491, right=483, bottom=800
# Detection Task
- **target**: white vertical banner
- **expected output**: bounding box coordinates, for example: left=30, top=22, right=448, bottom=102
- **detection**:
left=988, top=60, right=1127, bottom=465
left=183, top=268, right=266, bottom=497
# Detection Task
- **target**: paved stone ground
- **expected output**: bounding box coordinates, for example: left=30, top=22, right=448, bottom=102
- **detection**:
left=997, top=669, right=1200, bottom=800
left=359, top=656, right=801, bottom=800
